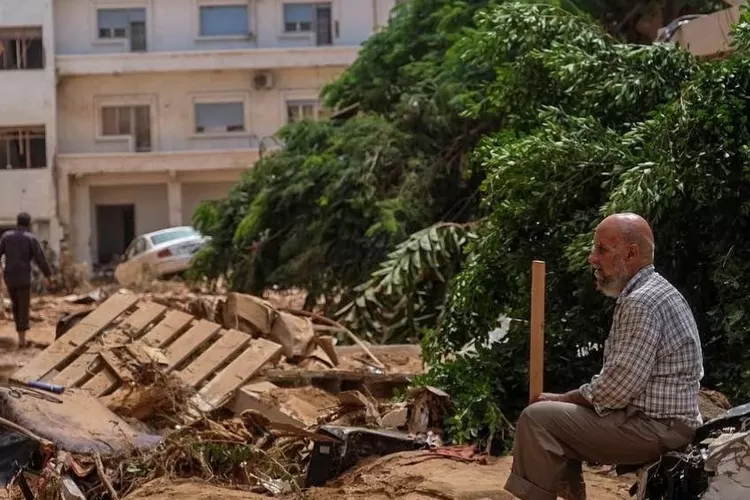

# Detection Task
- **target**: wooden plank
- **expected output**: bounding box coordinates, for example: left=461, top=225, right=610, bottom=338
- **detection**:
left=81, top=365, right=119, bottom=396
left=140, top=310, right=193, bottom=348
left=49, top=352, right=98, bottom=385
left=263, top=368, right=418, bottom=384
left=51, top=301, right=166, bottom=387
left=119, top=302, right=168, bottom=339
left=165, top=320, right=222, bottom=370
left=81, top=350, right=134, bottom=396
left=193, top=338, right=282, bottom=412
left=13, top=294, right=138, bottom=383
left=179, top=329, right=251, bottom=387
left=529, top=260, right=546, bottom=404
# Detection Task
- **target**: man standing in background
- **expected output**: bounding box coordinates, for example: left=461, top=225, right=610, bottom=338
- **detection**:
left=0, top=213, right=52, bottom=347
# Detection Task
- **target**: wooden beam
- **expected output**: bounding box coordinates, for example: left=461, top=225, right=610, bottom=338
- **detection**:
left=529, top=260, right=545, bottom=404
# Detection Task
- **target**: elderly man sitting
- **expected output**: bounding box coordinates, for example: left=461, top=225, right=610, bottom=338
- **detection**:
left=504, top=213, right=704, bottom=500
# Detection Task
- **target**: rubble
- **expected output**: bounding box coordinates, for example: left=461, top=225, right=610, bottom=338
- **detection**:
left=702, top=431, right=750, bottom=499
left=0, top=284, right=636, bottom=500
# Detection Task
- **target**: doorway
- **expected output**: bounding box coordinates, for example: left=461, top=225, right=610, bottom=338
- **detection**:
left=96, top=204, right=135, bottom=264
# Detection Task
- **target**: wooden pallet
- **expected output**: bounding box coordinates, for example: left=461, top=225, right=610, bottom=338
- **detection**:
left=12, top=293, right=282, bottom=412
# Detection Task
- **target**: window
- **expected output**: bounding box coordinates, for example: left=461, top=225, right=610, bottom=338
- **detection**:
left=0, top=126, right=47, bottom=170
left=101, top=105, right=152, bottom=152
left=194, top=101, right=245, bottom=134
left=283, top=3, right=332, bottom=45
left=150, top=227, right=199, bottom=245
left=287, top=100, right=328, bottom=123
left=199, top=5, right=249, bottom=37
left=125, top=236, right=148, bottom=260
left=97, top=8, right=147, bottom=51
left=0, top=27, right=44, bottom=70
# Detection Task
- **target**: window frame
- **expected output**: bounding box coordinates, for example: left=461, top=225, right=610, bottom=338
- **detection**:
left=190, top=94, right=250, bottom=138
left=100, top=105, right=153, bottom=152
left=0, top=27, right=45, bottom=71
left=195, top=0, right=254, bottom=41
left=280, top=1, right=333, bottom=39
left=94, top=94, right=157, bottom=153
left=286, top=99, right=324, bottom=123
left=90, top=1, right=150, bottom=50
left=0, top=126, right=48, bottom=170
left=283, top=95, right=329, bottom=124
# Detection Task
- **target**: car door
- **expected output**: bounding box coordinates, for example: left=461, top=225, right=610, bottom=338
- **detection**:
left=115, top=237, right=147, bottom=285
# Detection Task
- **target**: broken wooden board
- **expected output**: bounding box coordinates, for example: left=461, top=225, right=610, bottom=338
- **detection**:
left=271, top=311, right=315, bottom=358
left=13, top=293, right=139, bottom=383
left=191, top=337, right=282, bottom=412
left=263, top=368, right=419, bottom=385
left=164, top=320, right=221, bottom=370
left=231, top=381, right=308, bottom=428
left=13, top=295, right=284, bottom=413
left=224, top=293, right=276, bottom=334
left=52, top=301, right=167, bottom=388
left=179, top=329, right=250, bottom=387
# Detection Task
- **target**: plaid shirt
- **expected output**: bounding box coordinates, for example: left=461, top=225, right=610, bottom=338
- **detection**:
left=579, top=265, right=704, bottom=426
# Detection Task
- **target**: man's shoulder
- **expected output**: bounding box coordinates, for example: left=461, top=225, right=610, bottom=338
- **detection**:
left=621, top=272, right=693, bottom=316
left=2, top=230, right=39, bottom=244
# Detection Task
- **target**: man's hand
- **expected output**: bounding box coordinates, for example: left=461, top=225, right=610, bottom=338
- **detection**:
left=533, top=392, right=565, bottom=403
left=532, top=390, right=594, bottom=408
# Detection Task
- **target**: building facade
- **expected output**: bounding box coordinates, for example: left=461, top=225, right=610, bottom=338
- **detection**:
left=0, top=0, right=398, bottom=266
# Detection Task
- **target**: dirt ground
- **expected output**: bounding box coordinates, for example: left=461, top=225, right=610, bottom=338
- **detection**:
left=0, top=295, right=93, bottom=378
left=122, top=452, right=632, bottom=500
left=124, top=479, right=268, bottom=500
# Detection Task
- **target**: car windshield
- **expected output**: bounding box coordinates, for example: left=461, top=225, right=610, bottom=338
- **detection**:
left=150, top=228, right=199, bottom=245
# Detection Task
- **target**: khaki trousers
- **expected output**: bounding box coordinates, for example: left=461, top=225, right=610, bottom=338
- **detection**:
left=504, top=401, right=695, bottom=500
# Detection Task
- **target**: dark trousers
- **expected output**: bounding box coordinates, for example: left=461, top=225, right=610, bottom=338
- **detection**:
left=7, top=286, right=30, bottom=333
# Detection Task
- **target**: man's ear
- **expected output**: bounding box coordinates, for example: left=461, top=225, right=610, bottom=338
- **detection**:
left=627, top=243, right=639, bottom=261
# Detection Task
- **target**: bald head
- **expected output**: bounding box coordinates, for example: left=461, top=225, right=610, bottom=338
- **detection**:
left=588, top=213, right=655, bottom=298
left=597, top=213, right=655, bottom=265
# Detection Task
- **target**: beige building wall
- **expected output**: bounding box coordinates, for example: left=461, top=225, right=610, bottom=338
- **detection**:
left=0, top=0, right=61, bottom=248
left=50, top=0, right=400, bottom=266
left=182, top=182, right=236, bottom=226
left=58, top=66, right=342, bottom=264
left=56, top=67, right=342, bottom=155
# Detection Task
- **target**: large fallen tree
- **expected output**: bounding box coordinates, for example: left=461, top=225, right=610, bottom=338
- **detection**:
left=419, top=5, right=750, bottom=448
left=189, top=0, right=703, bottom=342
left=188, top=0, right=750, bottom=449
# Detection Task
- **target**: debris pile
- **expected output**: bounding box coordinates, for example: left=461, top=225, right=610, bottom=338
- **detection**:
left=0, top=286, right=440, bottom=499
left=94, top=412, right=310, bottom=498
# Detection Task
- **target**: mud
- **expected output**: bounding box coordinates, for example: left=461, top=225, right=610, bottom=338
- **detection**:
left=124, top=479, right=268, bottom=500
left=305, top=452, right=632, bottom=500
left=120, top=452, right=632, bottom=500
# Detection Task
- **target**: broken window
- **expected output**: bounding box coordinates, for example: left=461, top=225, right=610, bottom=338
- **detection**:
left=0, top=126, right=47, bottom=169
left=0, top=27, right=44, bottom=70
left=194, top=101, right=245, bottom=133
left=287, top=100, right=328, bottom=123
left=97, top=8, right=147, bottom=51
left=101, top=105, right=152, bottom=152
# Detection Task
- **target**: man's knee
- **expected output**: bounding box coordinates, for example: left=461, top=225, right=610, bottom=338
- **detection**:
left=520, top=401, right=571, bottom=429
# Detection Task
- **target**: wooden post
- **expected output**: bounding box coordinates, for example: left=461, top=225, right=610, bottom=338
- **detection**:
left=529, top=260, right=545, bottom=404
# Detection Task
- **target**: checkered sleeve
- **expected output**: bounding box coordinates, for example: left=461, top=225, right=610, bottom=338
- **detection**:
left=579, top=302, right=662, bottom=415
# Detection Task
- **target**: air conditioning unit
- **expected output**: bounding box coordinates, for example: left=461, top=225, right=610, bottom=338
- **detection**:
left=253, top=71, right=274, bottom=90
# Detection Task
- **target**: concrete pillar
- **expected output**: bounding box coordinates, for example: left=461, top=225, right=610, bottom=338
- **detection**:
left=73, top=180, right=92, bottom=266
left=167, top=179, right=183, bottom=227
left=54, top=171, right=71, bottom=256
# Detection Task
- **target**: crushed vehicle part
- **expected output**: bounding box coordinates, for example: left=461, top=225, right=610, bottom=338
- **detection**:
left=305, top=425, right=427, bottom=487
left=616, top=401, right=750, bottom=499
